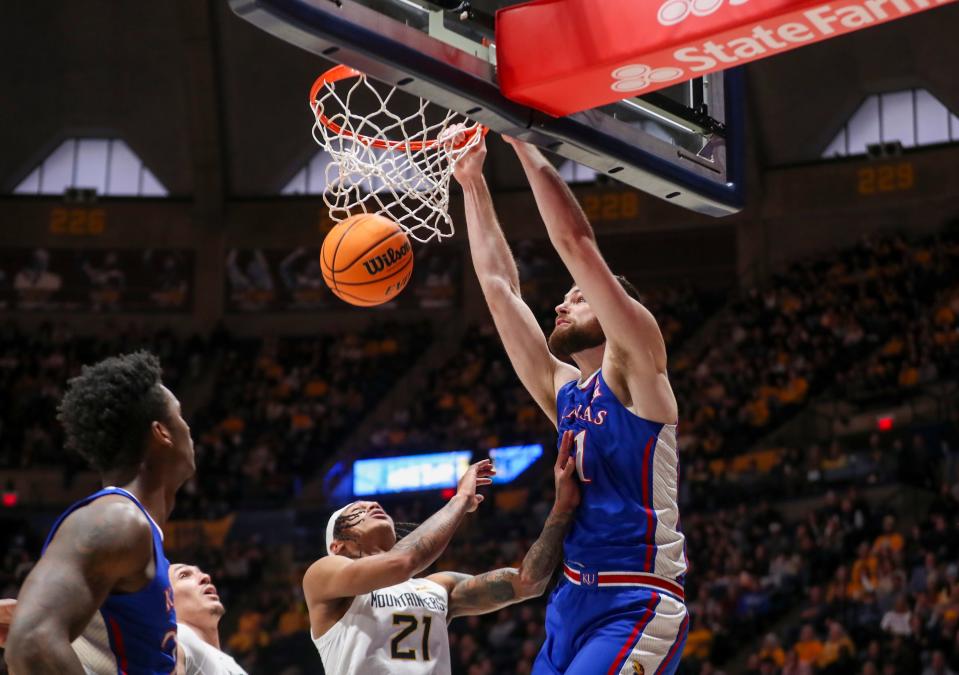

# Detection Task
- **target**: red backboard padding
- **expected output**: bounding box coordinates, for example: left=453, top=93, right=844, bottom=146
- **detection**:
left=496, top=0, right=956, bottom=117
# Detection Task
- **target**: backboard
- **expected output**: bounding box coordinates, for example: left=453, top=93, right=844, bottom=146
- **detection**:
left=230, top=0, right=746, bottom=216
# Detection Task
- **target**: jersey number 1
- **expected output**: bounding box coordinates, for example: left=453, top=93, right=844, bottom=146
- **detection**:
left=391, top=614, right=433, bottom=661
left=574, top=430, right=592, bottom=483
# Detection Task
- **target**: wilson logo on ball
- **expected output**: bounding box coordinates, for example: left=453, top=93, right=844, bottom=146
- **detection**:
left=362, top=242, right=412, bottom=276
left=657, top=0, right=750, bottom=26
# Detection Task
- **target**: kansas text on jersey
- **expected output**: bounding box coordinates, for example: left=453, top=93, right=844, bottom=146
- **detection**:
left=557, top=369, right=687, bottom=581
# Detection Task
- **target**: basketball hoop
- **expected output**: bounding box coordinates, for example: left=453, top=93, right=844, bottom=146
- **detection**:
left=309, top=65, right=486, bottom=243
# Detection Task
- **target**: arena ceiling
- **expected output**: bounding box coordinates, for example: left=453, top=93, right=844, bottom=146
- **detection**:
left=2, top=1, right=958, bottom=198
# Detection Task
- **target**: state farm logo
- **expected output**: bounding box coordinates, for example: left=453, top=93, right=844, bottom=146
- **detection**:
left=658, top=0, right=750, bottom=26
left=610, top=64, right=684, bottom=93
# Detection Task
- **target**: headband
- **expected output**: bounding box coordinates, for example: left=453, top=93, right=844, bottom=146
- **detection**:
left=325, top=503, right=353, bottom=555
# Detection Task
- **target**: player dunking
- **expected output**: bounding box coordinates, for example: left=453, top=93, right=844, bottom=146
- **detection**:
left=5, top=352, right=195, bottom=674
left=453, top=136, right=688, bottom=675
left=305, top=436, right=580, bottom=675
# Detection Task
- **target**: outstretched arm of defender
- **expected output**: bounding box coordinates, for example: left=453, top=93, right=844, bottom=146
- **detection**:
left=453, top=136, right=578, bottom=420
left=5, top=500, right=154, bottom=675
left=431, top=431, right=579, bottom=618
left=507, top=137, right=676, bottom=423
left=304, top=460, right=494, bottom=603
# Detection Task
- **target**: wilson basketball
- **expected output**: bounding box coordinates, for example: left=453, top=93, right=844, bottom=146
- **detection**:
left=320, top=213, right=414, bottom=307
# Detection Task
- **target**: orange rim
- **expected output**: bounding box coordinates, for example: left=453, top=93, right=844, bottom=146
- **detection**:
left=309, top=65, right=487, bottom=152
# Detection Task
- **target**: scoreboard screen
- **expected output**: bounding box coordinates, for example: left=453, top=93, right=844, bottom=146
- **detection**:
left=353, top=451, right=472, bottom=496
left=350, top=444, right=545, bottom=497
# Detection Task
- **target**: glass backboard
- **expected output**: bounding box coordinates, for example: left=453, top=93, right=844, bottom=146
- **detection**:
left=231, top=0, right=745, bottom=215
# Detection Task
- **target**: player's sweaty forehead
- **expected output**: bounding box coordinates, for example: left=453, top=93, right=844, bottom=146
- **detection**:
left=170, top=563, right=199, bottom=580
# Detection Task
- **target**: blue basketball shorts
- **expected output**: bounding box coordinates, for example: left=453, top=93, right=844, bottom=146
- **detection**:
left=532, top=573, right=688, bottom=675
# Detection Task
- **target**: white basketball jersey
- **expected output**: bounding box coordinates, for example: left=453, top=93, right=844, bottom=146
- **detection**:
left=178, top=623, right=248, bottom=675
left=313, top=577, right=451, bottom=675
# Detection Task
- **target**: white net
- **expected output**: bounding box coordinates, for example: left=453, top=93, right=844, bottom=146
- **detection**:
left=310, top=67, right=485, bottom=243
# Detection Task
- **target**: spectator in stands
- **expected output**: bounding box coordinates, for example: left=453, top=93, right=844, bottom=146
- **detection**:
left=757, top=632, right=786, bottom=668
left=684, top=615, right=715, bottom=668
left=817, top=620, right=856, bottom=674
left=780, top=649, right=811, bottom=675
left=912, top=552, right=941, bottom=594
left=799, top=585, right=829, bottom=630
left=81, top=251, right=126, bottom=312
left=874, top=515, right=905, bottom=555
left=226, top=607, right=270, bottom=663
left=14, top=249, right=62, bottom=310
left=851, top=542, right=880, bottom=600
left=793, top=624, right=824, bottom=667
left=925, top=649, right=959, bottom=675
left=882, top=595, right=913, bottom=637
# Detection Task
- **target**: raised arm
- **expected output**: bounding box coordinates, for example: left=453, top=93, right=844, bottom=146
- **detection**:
left=453, top=137, right=579, bottom=423
left=430, top=431, right=579, bottom=618
left=5, top=499, right=154, bottom=675
left=507, top=137, right=677, bottom=423
left=304, top=460, right=494, bottom=604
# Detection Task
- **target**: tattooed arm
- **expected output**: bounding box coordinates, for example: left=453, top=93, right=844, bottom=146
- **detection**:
left=430, top=508, right=574, bottom=618
left=4, top=497, right=153, bottom=675
left=430, top=431, right=580, bottom=618
left=304, top=460, right=495, bottom=605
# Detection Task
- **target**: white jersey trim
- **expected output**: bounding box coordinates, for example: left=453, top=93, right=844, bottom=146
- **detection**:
left=614, top=593, right=688, bottom=675
left=650, top=425, right=687, bottom=580
left=576, top=368, right=601, bottom=390
left=71, top=611, right=117, bottom=675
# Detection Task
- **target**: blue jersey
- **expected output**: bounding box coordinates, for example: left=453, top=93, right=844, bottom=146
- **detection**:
left=556, top=369, right=687, bottom=580
left=42, top=487, right=177, bottom=675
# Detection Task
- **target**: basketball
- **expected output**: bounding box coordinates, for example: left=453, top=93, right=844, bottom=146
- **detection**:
left=320, top=213, right=414, bottom=307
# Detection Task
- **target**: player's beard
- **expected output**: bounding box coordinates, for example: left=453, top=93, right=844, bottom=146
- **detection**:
left=548, top=318, right=605, bottom=360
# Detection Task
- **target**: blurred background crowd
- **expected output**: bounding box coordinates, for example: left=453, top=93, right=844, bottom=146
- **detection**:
left=2, top=228, right=958, bottom=674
